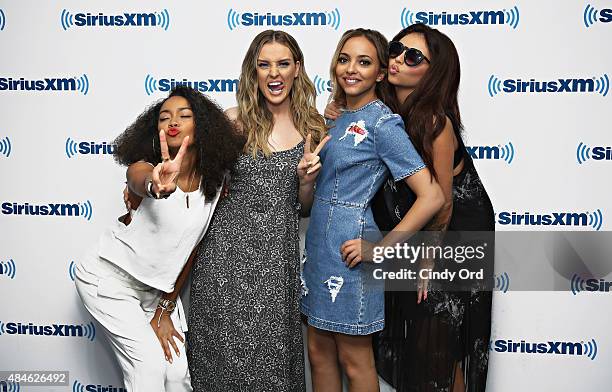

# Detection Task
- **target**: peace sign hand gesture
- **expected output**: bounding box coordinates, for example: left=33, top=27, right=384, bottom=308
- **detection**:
left=150, top=130, right=190, bottom=198
left=297, top=134, right=330, bottom=186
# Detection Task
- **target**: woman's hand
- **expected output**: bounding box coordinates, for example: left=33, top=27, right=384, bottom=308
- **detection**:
left=324, top=100, right=343, bottom=120
left=340, top=239, right=375, bottom=268
left=150, top=309, right=184, bottom=363
left=150, top=130, right=190, bottom=198
left=417, top=258, right=434, bottom=303
left=297, top=134, right=330, bottom=186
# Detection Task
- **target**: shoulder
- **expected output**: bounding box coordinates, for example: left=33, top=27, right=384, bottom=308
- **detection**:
left=224, top=106, right=239, bottom=122
left=433, top=115, right=457, bottom=149
left=224, top=106, right=244, bottom=133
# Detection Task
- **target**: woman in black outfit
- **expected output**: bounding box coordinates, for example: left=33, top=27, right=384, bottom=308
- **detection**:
left=326, top=23, right=495, bottom=392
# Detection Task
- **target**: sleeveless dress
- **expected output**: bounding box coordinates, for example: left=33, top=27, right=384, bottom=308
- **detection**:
left=372, top=121, right=495, bottom=392
left=187, top=141, right=306, bottom=392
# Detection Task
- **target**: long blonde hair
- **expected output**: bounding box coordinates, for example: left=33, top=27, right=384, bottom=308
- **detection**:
left=237, top=30, right=326, bottom=157
left=329, top=28, right=395, bottom=109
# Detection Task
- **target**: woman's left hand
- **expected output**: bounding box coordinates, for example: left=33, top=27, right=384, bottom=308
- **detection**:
left=150, top=310, right=184, bottom=363
left=340, top=239, right=375, bottom=268
left=297, top=134, right=331, bottom=185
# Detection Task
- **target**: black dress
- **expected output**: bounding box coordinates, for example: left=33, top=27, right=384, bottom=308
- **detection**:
left=372, top=122, right=494, bottom=392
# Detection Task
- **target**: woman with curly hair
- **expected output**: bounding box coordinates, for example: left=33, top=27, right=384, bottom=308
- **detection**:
left=186, top=30, right=328, bottom=391
left=74, top=85, right=243, bottom=392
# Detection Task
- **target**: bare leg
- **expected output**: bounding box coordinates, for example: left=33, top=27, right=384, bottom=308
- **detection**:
left=335, top=333, right=379, bottom=392
left=452, top=361, right=465, bottom=392
left=308, top=326, right=342, bottom=392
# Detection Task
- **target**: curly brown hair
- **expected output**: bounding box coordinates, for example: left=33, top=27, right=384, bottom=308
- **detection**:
left=113, top=86, right=245, bottom=199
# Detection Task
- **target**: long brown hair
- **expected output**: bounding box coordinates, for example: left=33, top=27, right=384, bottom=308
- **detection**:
left=329, top=28, right=396, bottom=109
left=236, top=30, right=326, bottom=157
left=392, top=23, right=462, bottom=181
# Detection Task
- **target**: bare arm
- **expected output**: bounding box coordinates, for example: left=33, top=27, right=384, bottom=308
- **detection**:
left=423, top=118, right=456, bottom=232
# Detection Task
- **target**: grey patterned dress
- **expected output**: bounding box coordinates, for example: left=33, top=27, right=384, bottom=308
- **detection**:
left=187, top=141, right=306, bottom=392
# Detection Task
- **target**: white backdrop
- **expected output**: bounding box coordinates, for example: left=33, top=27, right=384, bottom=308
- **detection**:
left=0, top=1, right=610, bottom=391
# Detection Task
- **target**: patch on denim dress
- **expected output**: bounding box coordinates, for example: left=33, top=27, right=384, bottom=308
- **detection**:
left=324, top=276, right=344, bottom=302
left=339, top=120, right=368, bottom=146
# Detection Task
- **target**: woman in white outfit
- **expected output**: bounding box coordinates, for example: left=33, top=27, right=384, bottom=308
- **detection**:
left=74, top=86, right=244, bottom=392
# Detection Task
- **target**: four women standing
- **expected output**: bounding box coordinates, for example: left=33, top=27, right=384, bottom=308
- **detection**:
left=77, top=25, right=494, bottom=392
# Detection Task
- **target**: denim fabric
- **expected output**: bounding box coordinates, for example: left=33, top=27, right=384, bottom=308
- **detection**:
left=301, top=99, right=425, bottom=335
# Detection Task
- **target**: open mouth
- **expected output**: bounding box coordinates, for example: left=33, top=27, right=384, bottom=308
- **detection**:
left=267, top=81, right=285, bottom=95
left=344, top=77, right=361, bottom=85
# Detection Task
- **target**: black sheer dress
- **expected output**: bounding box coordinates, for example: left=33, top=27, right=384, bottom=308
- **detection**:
left=372, top=121, right=495, bottom=392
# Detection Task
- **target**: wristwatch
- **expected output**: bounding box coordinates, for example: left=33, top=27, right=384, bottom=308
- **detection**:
left=158, top=298, right=176, bottom=312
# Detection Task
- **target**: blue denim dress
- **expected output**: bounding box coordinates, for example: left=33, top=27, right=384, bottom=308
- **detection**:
left=301, top=99, right=425, bottom=335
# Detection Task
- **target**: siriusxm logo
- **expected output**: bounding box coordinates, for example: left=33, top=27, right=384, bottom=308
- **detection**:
left=73, top=380, right=126, bottom=392
left=496, top=209, right=604, bottom=230
left=69, top=260, right=76, bottom=281
left=494, top=272, right=510, bottom=293
left=401, top=6, right=519, bottom=29
left=0, top=75, right=89, bottom=95
left=61, top=9, right=170, bottom=31
left=466, top=142, right=514, bottom=164
left=0, top=136, right=11, bottom=157
left=2, top=200, right=93, bottom=221
left=584, top=4, right=612, bottom=28
left=571, top=274, right=612, bottom=294
left=576, top=142, right=612, bottom=164
left=313, top=75, right=332, bottom=96
left=0, top=380, right=20, bottom=392
left=0, top=258, right=16, bottom=280
left=0, top=9, right=6, bottom=31
left=488, top=74, right=609, bottom=97
left=227, top=8, right=341, bottom=30
left=0, top=321, right=96, bottom=341
left=144, top=74, right=238, bottom=96
left=66, top=138, right=115, bottom=158
left=491, top=338, right=598, bottom=360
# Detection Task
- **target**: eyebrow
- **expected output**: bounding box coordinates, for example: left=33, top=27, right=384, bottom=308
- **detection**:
left=257, top=58, right=292, bottom=63
left=160, top=107, right=192, bottom=114
left=339, top=52, right=373, bottom=60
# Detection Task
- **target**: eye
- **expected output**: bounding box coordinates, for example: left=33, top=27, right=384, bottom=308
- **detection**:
left=359, top=59, right=372, bottom=66
left=257, top=62, right=269, bottom=68
left=159, top=117, right=169, bottom=121
left=337, top=56, right=348, bottom=64
left=181, top=115, right=192, bottom=118
left=279, top=61, right=291, bottom=68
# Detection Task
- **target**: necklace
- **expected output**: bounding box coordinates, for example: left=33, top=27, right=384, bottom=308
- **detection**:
left=185, top=169, right=197, bottom=209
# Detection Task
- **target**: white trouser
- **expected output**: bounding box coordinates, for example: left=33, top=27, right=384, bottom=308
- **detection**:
left=74, top=250, right=192, bottom=392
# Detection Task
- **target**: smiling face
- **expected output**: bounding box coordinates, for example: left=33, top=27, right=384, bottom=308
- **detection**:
left=334, top=35, right=385, bottom=109
left=158, top=95, right=195, bottom=150
left=256, top=42, right=300, bottom=108
left=388, top=33, right=431, bottom=96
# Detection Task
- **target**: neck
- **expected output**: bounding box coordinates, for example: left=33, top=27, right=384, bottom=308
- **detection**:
left=395, top=85, right=414, bottom=106
left=266, top=97, right=292, bottom=121
left=170, top=149, right=197, bottom=179
left=345, top=90, right=378, bottom=110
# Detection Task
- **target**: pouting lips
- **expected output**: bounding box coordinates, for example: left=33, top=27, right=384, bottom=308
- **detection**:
left=167, top=128, right=179, bottom=137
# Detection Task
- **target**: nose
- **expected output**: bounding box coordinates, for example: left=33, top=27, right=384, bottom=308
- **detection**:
left=347, top=60, right=357, bottom=74
left=269, top=64, right=280, bottom=77
left=169, top=116, right=179, bottom=127
left=394, top=52, right=404, bottom=64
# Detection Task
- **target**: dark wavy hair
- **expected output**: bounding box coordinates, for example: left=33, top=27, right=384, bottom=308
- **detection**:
left=113, top=85, right=245, bottom=199
left=392, top=23, right=462, bottom=181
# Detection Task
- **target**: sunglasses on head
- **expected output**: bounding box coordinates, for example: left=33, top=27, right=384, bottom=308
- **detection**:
left=388, top=41, right=430, bottom=66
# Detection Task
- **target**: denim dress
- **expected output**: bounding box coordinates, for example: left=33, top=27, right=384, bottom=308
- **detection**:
left=301, top=99, right=425, bottom=335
